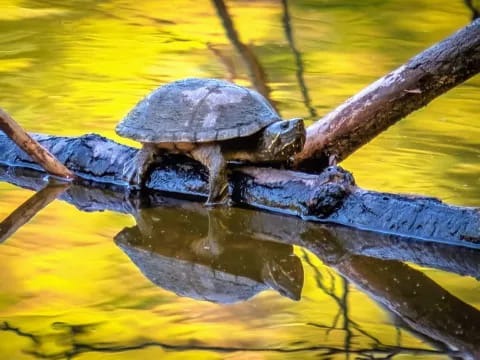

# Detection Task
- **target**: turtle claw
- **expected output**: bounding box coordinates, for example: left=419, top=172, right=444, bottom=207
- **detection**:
left=121, top=146, right=158, bottom=189
left=121, top=159, right=142, bottom=187
left=205, top=183, right=230, bottom=207
left=205, top=197, right=231, bottom=207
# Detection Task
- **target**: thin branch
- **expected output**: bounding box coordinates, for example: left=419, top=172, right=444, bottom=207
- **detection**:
left=294, top=19, right=480, bottom=170
left=0, top=108, right=75, bottom=179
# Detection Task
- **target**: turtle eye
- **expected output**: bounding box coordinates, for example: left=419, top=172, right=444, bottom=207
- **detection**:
left=280, top=121, right=289, bottom=130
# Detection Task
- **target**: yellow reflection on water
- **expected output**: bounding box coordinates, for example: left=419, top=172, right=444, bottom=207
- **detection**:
left=0, top=0, right=479, bottom=358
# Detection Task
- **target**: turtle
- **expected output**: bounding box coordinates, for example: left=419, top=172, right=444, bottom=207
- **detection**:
left=116, top=78, right=306, bottom=205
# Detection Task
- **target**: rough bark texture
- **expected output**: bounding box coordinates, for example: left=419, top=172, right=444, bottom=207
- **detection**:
left=0, top=108, right=76, bottom=179
left=0, top=132, right=478, bottom=247
left=294, top=19, right=480, bottom=169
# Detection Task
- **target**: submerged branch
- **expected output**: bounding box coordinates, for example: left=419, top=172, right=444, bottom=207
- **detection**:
left=1, top=169, right=478, bottom=358
left=1, top=162, right=479, bottom=279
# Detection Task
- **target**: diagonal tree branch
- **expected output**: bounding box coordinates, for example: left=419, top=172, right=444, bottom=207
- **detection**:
left=0, top=108, right=75, bottom=179
left=293, top=19, right=480, bottom=170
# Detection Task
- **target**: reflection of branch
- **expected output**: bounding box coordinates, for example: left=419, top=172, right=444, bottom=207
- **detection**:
left=464, top=0, right=479, bottom=20
left=1, top=322, right=39, bottom=344
left=211, top=0, right=276, bottom=109
left=0, top=182, right=69, bottom=244
left=207, top=43, right=237, bottom=81
left=280, top=0, right=317, bottom=118
left=302, top=251, right=382, bottom=346
left=331, top=255, right=480, bottom=359
left=0, top=321, right=455, bottom=359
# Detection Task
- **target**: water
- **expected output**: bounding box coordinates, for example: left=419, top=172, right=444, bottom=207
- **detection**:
left=0, top=0, right=479, bottom=359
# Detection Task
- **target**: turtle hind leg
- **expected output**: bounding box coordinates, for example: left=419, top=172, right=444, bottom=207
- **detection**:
left=190, top=144, right=229, bottom=206
left=122, top=143, right=158, bottom=188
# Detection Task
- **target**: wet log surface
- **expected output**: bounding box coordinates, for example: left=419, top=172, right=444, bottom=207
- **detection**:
left=294, top=19, right=480, bottom=169
left=0, top=132, right=479, bottom=248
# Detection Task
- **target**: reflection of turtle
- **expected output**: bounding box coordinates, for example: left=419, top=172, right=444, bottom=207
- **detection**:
left=115, top=78, right=305, bottom=205
left=114, top=205, right=304, bottom=303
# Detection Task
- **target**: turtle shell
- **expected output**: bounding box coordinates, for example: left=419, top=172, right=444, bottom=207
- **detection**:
left=116, top=78, right=280, bottom=143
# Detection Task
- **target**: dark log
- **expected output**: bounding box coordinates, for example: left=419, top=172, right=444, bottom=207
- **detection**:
left=294, top=19, right=480, bottom=169
left=0, top=132, right=478, bottom=247
left=0, top=108, right=76, bottom=179
left=1, top=152, right=480, bottom=279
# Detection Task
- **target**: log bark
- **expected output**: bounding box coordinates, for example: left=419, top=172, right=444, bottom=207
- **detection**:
left=0, top=132, right=478, bottom=247
left=0, top=108, right=76, bottom=179
left=294, top=19, right=480, bottom=169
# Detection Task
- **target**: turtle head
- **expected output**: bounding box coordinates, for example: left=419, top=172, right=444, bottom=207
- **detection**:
left=257, top=118, right=305, bottom=161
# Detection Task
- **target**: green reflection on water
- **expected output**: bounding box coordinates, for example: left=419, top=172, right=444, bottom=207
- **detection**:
left=0, top=0, right=479, bottom=359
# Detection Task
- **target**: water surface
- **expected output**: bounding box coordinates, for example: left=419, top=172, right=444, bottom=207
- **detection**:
left=0, top=0, right=479, bottom=359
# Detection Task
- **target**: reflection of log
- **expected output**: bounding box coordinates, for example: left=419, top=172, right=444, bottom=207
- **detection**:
left=294, top=19, right=480, bottom=169
left=114, top=207, right=303, bottom=302
left=1, top=168, right=479, bottom=280
left=243, top=211, right=480, bottom=280
left=0, top=108, right=75, bottom=179
left=0, top=133, right=478, bottom=246
left=1, top=172, right=479, bottom=356
left=332, top=256, right=480, bottom=360
left=326, top=226, right=480, bottom=279
left=0, top=182, right=69, bottom=244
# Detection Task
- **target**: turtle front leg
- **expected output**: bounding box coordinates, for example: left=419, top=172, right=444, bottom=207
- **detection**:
left=190, top=144, right=229, bottom=206
left=122, top=143, right=158, bottom=188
